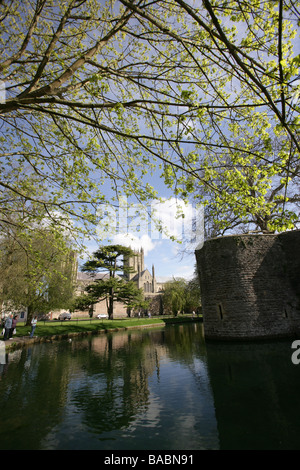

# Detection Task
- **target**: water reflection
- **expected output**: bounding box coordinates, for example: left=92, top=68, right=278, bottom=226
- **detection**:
left=0, top=323, right=218, bottom=450
left=205, top=340, right=300, bottom=450
left=0, top=323, right=299, bottom=449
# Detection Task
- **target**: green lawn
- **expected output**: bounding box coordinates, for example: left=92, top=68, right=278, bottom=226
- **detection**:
left=8, top=315, right=200, bottom=339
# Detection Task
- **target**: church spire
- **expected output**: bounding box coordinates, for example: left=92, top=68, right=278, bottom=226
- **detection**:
left=140, top=247, right=145, bottom=272
left=152, top=264, right=156, bottom=293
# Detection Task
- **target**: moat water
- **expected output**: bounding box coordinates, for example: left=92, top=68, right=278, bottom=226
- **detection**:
left=0, top=322, right=300, bottom=450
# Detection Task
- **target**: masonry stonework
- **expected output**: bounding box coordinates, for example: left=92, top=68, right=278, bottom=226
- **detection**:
left=195, top=231, right=300, bottom=340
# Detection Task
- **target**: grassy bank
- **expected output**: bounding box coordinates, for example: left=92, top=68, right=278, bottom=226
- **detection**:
left=6, top=315, right=202, bottom=340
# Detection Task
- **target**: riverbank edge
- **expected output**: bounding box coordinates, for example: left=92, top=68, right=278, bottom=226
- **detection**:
left=3, top=317, right=202, bottom=352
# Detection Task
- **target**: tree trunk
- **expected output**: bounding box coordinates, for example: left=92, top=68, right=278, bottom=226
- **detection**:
left=26, top=305, right=34, bottom=326
left=108, top=288, right=114, bottom=320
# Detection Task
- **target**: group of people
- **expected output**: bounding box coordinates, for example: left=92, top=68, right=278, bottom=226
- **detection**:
left=2, top=314, right=18, bottom=341
left=1, top=314, right=38, bottom=340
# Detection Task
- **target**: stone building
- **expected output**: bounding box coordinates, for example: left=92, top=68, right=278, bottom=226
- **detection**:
left=124, top=248, right=164, bottom=315
left=123, top=248, right=161, bottom=294
left=195, top=230, right=300, bottom=340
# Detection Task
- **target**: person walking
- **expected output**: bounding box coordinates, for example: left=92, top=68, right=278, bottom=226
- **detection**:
left=3, top=315, right=13, bottom=341
left=29, top=316, right=38, bottom=338
left=9, top=315, right=18, bottom=339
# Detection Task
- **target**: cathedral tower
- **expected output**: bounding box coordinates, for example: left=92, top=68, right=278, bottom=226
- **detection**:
left=123, top=248, right=158, bottom=294
left=123, top=248, right=145, bottom=281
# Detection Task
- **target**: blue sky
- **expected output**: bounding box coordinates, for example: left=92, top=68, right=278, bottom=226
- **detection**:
left=84, top=170, right=204, bottom=281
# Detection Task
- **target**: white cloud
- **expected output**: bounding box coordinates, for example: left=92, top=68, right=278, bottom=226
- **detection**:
left=156, top=275, right=173, bottom=283
left=172, top=265, right=195, bottom=280
left=96, top=196, right=204, bottom=249
left=111, top=232, right=156, bottom=256
left=150, top=197, right=204, bottom=249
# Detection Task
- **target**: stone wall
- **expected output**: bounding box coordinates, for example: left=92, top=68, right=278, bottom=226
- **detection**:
left=195, top=230, right=300, bottom=340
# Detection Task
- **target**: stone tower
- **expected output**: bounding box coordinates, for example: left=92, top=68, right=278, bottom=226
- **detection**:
left=123, top=248, right=158, bottom=295
left=195, top=231, right=300, bottom=340
left=124, top=248, right=145, bottom=281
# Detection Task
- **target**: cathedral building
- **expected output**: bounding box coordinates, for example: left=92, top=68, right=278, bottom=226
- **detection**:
left=123, top=248, right=159, bottom=295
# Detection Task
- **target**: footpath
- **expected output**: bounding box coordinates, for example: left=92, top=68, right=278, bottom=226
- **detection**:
left=2, top=335, right=42, bottom=349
